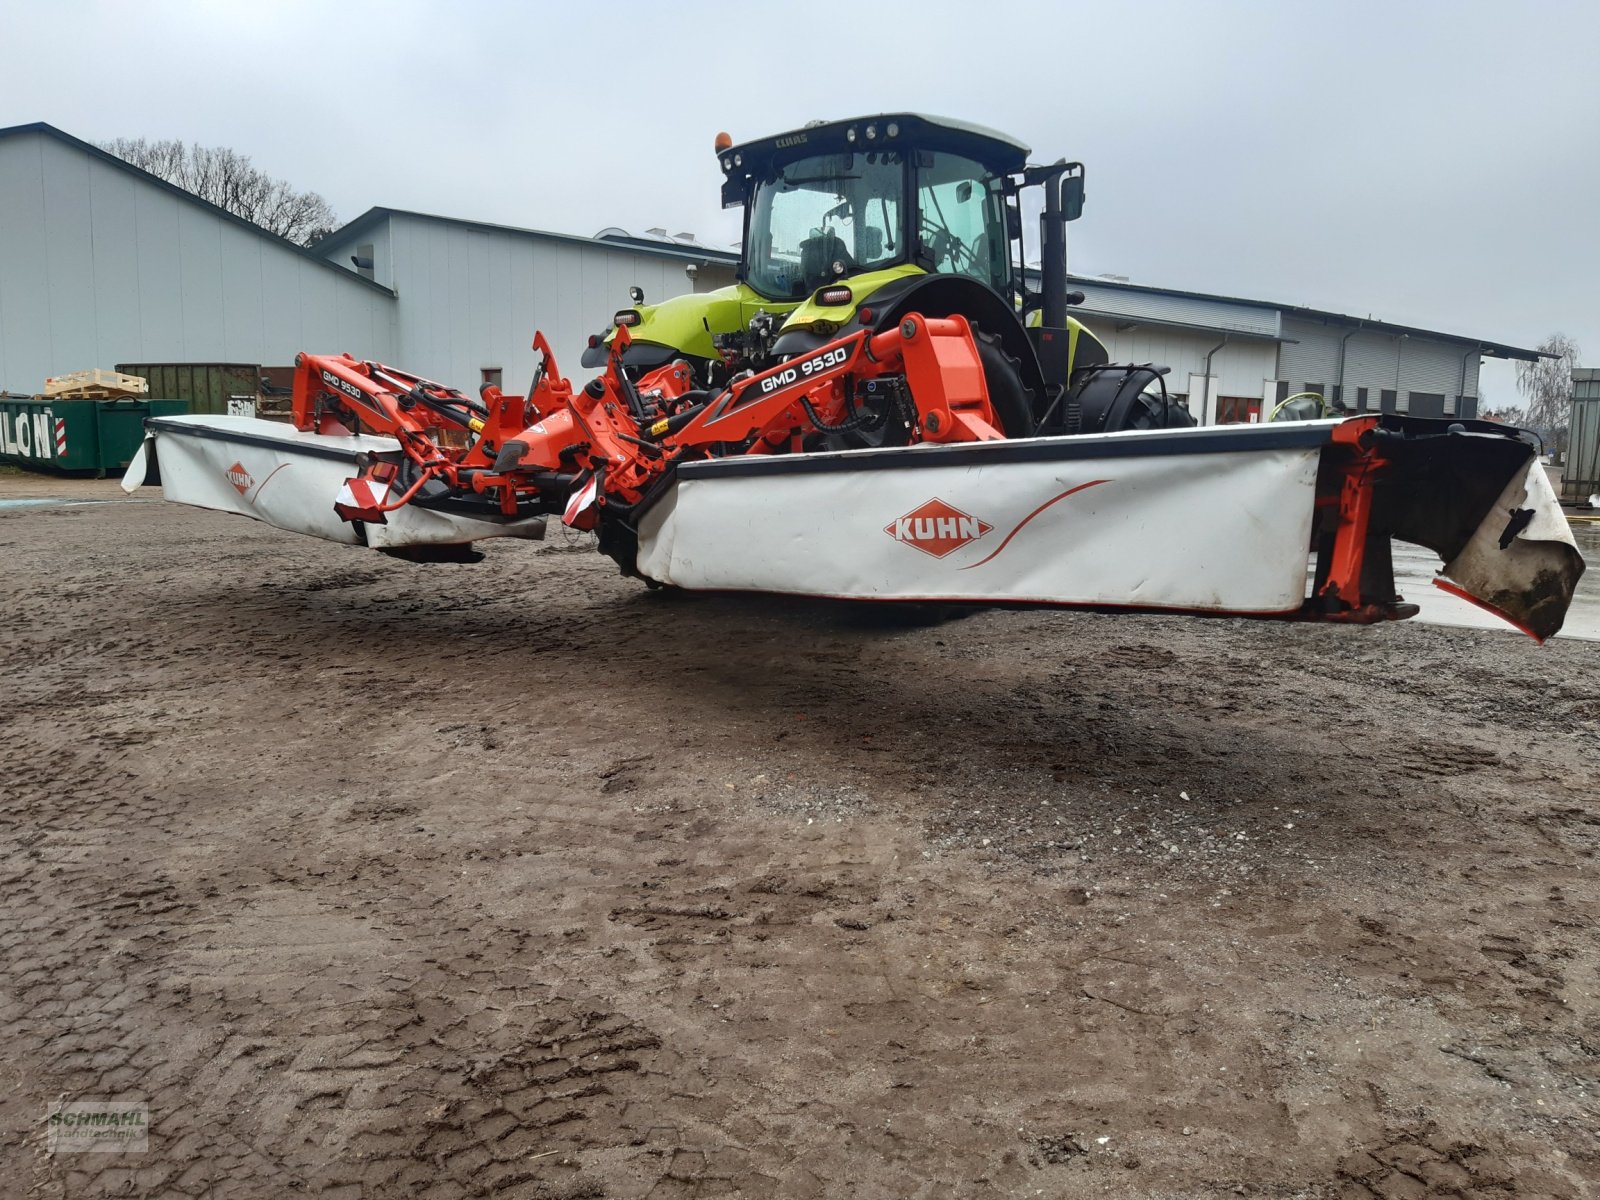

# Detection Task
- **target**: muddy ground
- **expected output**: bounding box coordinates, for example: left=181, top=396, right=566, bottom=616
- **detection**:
left=1, top=476, right=1597, bottom=1199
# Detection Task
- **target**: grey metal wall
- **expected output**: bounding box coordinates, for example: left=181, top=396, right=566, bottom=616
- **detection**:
left=1086, top=323, right=1277, bottom=402
left=317, top=223, right=393, bottom=290
left=1278, top=318, right=1345, bottom=391
left=338, top=213, right=729, bottom=389
left=1072, top=282, right=1279, bottom=339
left=1344, top=334, right=1400, bottom=407
left=1279, top=316, right=1480, bottom=416
left=0, top=131, right=396, bottom=394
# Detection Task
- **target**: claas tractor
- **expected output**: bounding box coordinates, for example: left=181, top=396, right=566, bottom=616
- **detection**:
left=580, top=113, right=1188, bottom=446
left=123, top=114, right=1584, bottom=640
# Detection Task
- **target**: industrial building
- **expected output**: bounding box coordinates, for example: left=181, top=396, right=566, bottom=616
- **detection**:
left=0, top=123, right=734, bottom=405
left=311, top=210, right=735, bottom=395
left=1, top=120, right=1539, bottom=424
left=0, top=123, right=394, bottom=398
left=1062, top=276, right=1540, bottom=423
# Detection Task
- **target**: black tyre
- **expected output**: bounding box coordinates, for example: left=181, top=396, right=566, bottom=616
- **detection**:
left=972, top=324, right=1035, bottom=438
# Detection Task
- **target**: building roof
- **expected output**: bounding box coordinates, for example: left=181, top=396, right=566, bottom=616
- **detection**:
left=0, top=122, right=396, bottom=297
left=594, top=227, right=740, bottom=258
left=315, top=207, right=740, bottom=266
left=1065, top=272, right=1542, bottom=361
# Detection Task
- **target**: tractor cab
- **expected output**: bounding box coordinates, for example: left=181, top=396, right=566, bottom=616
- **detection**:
left=586, top=113, right=1178, bottom=439
left=722, top=114, right=1029, bottom=306
left=714, top=115, right=1118, bottom=424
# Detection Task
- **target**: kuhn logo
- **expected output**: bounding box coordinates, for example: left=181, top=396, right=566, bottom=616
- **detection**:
left=226, top=462, right=253, bottom=496
left=885, top=498, right=993, bottom=558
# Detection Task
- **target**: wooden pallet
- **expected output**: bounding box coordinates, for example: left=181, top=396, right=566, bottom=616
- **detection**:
left=43, top=388, right=146, bottom=400
left=43, top=369, right=147, bottom=399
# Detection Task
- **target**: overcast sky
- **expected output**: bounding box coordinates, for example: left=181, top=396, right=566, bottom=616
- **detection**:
left=9, top=0, right=1598, bottom=404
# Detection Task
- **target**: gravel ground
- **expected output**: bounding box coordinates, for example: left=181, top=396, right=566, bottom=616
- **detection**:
left=1, top=476, right=1596, bottom=1198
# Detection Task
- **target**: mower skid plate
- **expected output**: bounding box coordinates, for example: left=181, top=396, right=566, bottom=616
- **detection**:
left=123, top=415, right=546, bottom=550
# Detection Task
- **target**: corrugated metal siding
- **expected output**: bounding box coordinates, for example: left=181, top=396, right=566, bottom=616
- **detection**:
left=1282, top=320, right=1482, bottom=411
left=1086, top=323, right=1276, bottom=401
left=1566, top=372, right=1600, bottom=502
left=1343, top=334, right=1399, bottom=396
left=317, top=224, right=392, bottom=288
left=694, top=263, right=738, bottom=292
left=1072, top=284, right=1278, bottom=338
left=1277, top=317, right=1343, bottom=388
left=386, top=214, right=711, bottom=389
left=0, top=131, right=396, bottom=393
left=0, top=137, right=49, bottom=392
left=1396, top=337, right=1472, bottom=396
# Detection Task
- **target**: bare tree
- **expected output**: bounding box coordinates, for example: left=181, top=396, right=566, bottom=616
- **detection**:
left=1475, top=391, right=1526, bottom=425
left=1516, top=332, right=1581, bottom=454
left=100, top=137, right=338, bottom=246
left=1481, top=402, right=1529, bottom=426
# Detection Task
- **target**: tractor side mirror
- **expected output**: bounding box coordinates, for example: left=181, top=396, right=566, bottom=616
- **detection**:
left=1061, top=174, right=1085, bottom=222
left=1006, top=204, right=1022, bottom=241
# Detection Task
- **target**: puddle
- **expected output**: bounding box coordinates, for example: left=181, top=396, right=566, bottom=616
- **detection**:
left=0, top=497, right=150, bottom=511
left=1396, top=521, right=1600, bottom=642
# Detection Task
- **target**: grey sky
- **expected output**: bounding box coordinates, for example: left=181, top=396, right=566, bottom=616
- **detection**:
left=9, top=0, right=1598, bottom=404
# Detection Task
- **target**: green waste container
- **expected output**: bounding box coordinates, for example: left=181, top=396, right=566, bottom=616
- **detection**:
left=0, top=396, right=188, bottom=477
left=115, top=363, right=261, bottom=416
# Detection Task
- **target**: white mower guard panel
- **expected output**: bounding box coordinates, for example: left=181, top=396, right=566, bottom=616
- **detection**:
left=638, top=425, right=1326, bottom=614
left=125, top=415, right=548, bottom=551
left=125, top=414, right=1583, bottom=639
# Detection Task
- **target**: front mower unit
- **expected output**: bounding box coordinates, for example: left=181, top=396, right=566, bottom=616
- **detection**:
left=124, top=314, right=1583, bottom=641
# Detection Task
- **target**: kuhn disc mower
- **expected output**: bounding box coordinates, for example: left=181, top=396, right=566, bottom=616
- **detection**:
left=123, top=113, right=1584, bottom=639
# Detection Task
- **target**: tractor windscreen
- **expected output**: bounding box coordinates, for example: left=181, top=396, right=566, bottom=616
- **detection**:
left=746, top=152, right=904, bottom=299
left=915, top=152, right=1009, bottom=295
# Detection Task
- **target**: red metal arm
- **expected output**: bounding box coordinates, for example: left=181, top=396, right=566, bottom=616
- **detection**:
left=301, top=312, right=1004, bottom=526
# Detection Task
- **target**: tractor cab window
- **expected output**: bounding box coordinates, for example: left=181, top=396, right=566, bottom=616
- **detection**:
left=746, top=152, right=903, bottom=300
left=915, top=152, right=1008, bottom=295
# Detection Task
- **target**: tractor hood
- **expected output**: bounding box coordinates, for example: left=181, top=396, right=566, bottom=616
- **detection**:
left=626, top=284, right=746, bottom=360
left=779, top=265, right=925, bottom=333
left=587, top=283, right=751, bottom=366
left=590, top=268, right=931, bottom=366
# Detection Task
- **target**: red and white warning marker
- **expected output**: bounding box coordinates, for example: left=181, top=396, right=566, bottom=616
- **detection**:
left=334, top=475, right=393, bottom=522
left=563, top=474, right=600, bottom=530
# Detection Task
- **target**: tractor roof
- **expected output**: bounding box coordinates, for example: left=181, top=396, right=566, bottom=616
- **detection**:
left=719, top=113, right=1031, bottom=188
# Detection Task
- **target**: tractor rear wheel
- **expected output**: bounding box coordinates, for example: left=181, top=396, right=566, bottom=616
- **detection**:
left=972, top=324, right=1035, bottom=438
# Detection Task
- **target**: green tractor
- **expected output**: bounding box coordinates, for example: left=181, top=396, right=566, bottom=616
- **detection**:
left=582, top=113, right=1193, bottom=445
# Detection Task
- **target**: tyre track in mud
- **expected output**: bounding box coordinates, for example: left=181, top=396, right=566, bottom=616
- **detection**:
left=1, top=485, right=1597, bottom=1197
